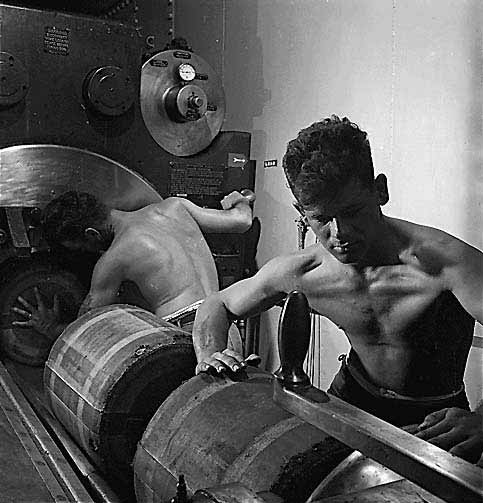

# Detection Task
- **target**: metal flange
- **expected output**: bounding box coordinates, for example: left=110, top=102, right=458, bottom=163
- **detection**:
left=83, top=66, right=135, bottom=116
left=140, top=49, right=225, bottom=156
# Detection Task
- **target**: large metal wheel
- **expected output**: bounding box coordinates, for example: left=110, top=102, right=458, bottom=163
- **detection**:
left=0, top=144, right=163, bottom=209
left=0, top=259, right=87, bottom=366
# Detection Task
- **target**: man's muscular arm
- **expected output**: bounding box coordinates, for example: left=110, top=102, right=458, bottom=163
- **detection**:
left=167, top=190, right=254, bottom=234
left=441, top=235, right=483, bottom=324
left=77, top=252, right=123, bottom=316
left=192, top=255, right=295, bottom=374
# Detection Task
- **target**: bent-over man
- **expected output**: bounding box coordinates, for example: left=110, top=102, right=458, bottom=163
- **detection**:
left=12, top=190, right=254, bottom=339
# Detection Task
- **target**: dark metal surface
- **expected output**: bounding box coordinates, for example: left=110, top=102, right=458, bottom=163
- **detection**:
left=273, top=382, right=483, bottom=503
left=4, top=359, right=122, bottom=503
left=0, top=3, right=148, bottom=174
left=192, top=483, right=270, bottom=503
left=5, top=1, right=121, bottom=15
left=0, top=144, right=162, bottom=209
left=0, top=51, right=29, bottom=107
left=83, top=65, right=135, bottom=116
left=307, top=450, right=403, bottom=501
left=141, top=49, right=225, bottom=156
left=310, top=479, right=446, bottom=503
left=0, top=361, right=94, bottom=502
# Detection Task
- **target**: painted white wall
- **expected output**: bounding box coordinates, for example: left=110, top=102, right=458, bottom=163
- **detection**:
left=218, top=0, right=482, bottom=406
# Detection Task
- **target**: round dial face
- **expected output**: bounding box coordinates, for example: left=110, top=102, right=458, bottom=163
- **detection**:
left=178, top=63, right=196, bottom=82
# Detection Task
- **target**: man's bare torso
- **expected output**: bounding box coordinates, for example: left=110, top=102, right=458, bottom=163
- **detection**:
left=106, top=201, right=219, bottom=317
left=279, top=218, right=475, bottom=396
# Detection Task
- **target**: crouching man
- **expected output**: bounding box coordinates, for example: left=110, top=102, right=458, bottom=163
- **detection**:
left=12, top=189, right=255, bottom=341
left=191, top=115, right=483, bottom=464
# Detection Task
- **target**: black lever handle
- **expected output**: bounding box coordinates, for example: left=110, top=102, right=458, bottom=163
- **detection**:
left=274, top=291, right=311, bottom=388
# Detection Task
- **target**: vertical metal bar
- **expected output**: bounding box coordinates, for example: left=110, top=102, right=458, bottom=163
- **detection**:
left=5, top=207, right=30, bottom=248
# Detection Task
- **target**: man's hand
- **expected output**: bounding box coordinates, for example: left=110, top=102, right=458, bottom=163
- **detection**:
left=11, top=287, right=64, bottom=341
left=415, top=407, right=483, bottom=465
left=195, top=348, right=261, bottom=375
left=220, top=189, right=255, bottom=210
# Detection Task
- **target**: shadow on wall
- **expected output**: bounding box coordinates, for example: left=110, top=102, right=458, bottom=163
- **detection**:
left=464, top=0, right=483, bottom=246
left=223, top=0, right=271, bottom=133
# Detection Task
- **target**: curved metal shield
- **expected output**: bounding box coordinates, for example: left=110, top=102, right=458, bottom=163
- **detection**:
left=0, top=144, right=162, bottom=210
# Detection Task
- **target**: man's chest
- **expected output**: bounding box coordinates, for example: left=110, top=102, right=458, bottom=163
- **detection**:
left=301, top=263, right=447, bottom=339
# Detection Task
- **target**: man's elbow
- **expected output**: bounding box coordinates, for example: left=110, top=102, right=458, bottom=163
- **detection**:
left=232, top=209, right=253, bottom=233
left=234, top=220, right=253, bottom=233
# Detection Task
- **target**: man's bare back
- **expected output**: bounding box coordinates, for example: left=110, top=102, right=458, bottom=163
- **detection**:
left=105, top=200, right=219, bottom=317
left=12, top=190, right=254, bottom=338
left=78, top=193, right=253, bottom=318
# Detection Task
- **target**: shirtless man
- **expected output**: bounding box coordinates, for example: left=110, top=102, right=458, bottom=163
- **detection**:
left=12, top=189, right=254, bottom=338
left=191, top=115, right=483, bottom=461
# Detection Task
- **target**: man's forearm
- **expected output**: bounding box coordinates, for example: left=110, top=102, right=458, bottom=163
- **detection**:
left=192, top=296, right=232, bottom=362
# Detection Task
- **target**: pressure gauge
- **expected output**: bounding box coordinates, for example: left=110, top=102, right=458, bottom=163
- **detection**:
left=178, top=63, right=196, bottom=82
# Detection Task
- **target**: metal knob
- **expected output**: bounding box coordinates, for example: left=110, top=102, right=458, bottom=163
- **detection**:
left=274, top=291, right=311, bottom=388
left=189, top=95, right=204, bottom=108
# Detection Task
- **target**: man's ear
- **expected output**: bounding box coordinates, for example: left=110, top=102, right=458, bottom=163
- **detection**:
left=374, top=174, right=389, bottom=206
left=84, top=227, right=102, bottom=242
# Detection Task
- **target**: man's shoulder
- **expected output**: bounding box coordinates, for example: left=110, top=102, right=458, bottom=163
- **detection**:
left=392, top=217, right=479, bottom=271
left=108, top=229, right=168, bottom=260
left=260, top=244, right=326, bottom=277
left=128, top=199, right=186, bottom=219
left=147, top=198, right=191, bottom=217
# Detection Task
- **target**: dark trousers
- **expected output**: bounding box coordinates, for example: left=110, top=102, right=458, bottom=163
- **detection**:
left=327, top=353, right=470, bottom=427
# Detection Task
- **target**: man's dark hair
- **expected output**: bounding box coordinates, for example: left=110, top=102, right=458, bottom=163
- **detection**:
left=41, top=191, right=108, bottom=245
left=283, top=115, right=374, bottom=208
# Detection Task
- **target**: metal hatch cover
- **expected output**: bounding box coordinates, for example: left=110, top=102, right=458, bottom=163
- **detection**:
left=140, top=50, right=225, bottom=157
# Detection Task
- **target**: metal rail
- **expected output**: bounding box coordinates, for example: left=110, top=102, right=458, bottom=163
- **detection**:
left=272, top=291, right=483, bottom=503
left=0, top=362, right=95, bottom=503
left=3, top=361, right=123, bottom=503
left=273, top=381, right=482, bottom=503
